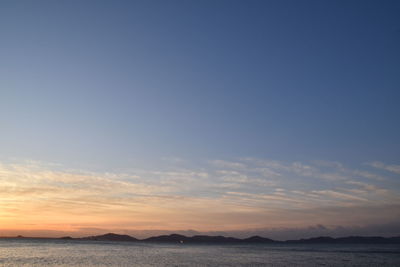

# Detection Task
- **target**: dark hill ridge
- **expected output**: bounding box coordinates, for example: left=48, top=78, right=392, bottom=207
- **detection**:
left=143, top=234, right=243, bottom=243
left=74, top=233, right=400, bottom=244
left=143, top=234, right=189, bottom=243
left=83, top=233, right=138, bottom=242
left=190, top=235, right=241, bottom=243
left=242, top=235, right=275, bottom=243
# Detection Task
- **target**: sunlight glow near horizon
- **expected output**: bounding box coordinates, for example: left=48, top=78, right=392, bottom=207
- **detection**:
left=0, top=159, right=399, bottom=238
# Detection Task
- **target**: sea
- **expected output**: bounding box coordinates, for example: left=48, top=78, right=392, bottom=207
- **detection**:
left=0, top=238, right=399, bottom=266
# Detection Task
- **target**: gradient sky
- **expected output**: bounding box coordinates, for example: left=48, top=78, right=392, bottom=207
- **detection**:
left=1, top=0, right=400, bottom=239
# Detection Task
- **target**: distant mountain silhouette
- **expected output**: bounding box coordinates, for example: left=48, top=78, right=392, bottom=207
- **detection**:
left=3, top=233, right=399, bottom=244
left=143, top=234, right=242, bottom=243
left=242, top=235, right=275, bottom=243
left=190, top=235, right=241, bottom=243
left=143, top=234, right=189, bottom=243
left=82, top=233, right=138, bottom=242
left=73, top=233, right=400, bottom=244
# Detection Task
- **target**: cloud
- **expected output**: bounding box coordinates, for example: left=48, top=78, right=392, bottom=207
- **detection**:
left=311, top=190, right=368, bottom=202
left=0, top=158, right=399, bottom=238
left=211, top=160, right=247, bottom=169
left=368, top=161, right=400, bottom=175
left=241, top=158, right=348, bottom=181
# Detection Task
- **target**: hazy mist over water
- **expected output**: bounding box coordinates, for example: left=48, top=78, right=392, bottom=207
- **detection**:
left=0, top=239, right=399, bottom=267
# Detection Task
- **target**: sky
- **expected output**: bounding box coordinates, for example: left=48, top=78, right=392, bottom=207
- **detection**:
left=0, top=0, right=400, bottom=239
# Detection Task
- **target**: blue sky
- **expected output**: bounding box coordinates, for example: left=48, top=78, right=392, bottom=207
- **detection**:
left=0, top=0, right=399, bottom=237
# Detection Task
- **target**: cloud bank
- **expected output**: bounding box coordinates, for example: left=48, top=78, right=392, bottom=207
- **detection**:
left=0, top=158, right=399, bottom=238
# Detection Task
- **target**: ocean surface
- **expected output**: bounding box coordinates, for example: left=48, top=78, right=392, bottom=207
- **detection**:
left=0, top=238, right=399, bottom=266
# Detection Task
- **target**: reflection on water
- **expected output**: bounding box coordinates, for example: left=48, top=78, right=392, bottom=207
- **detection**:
left=0, top=239, right=399, bottom=266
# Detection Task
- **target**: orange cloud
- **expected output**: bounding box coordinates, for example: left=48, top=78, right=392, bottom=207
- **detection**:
left=0, top=159, right=399, bottom=237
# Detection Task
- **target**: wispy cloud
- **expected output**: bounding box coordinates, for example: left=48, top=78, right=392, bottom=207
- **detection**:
left=311, top=190, right=368, bottom=202
left=368, top=161, right=400, bottom=175
left=0, top=158, right=399, bottom=237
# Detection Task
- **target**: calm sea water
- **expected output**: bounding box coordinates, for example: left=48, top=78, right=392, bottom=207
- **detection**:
left=0, top=239, right=399, bottom=266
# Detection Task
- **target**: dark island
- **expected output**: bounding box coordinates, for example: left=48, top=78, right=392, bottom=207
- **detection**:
left=2, top=233, right=400, bottom=244
left=78, top=233, right=400, bottom=244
